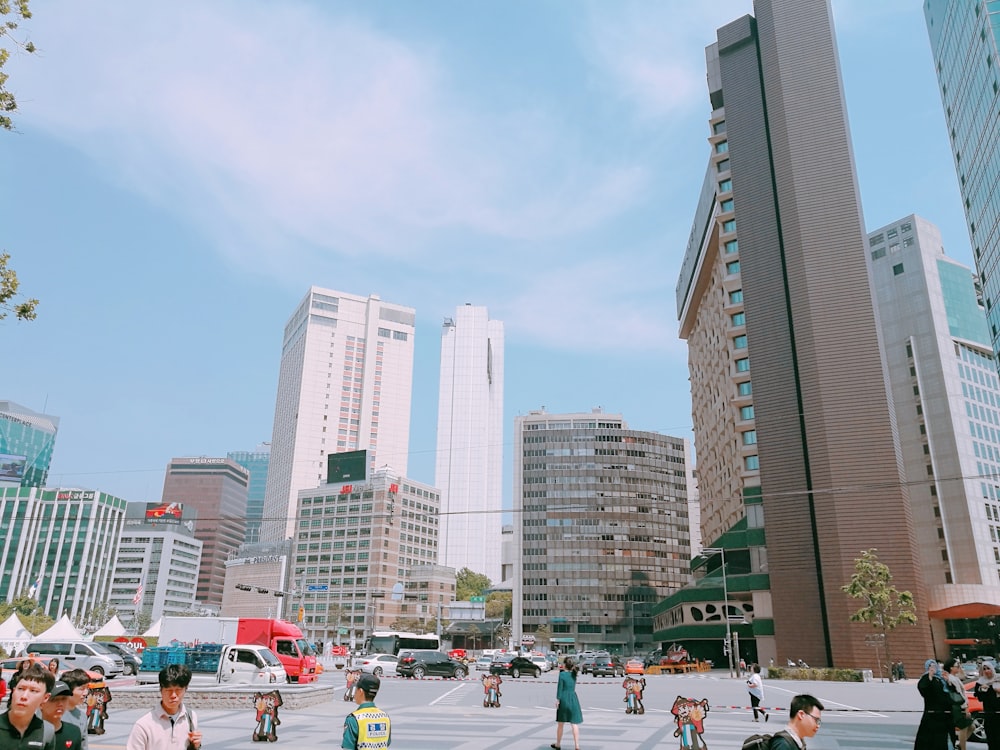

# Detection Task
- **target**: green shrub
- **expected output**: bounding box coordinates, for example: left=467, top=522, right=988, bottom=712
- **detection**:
left=766, top=666, right=863, bottom=682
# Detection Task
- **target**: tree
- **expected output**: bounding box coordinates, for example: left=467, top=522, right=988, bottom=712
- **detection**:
left=486, top=591, right=511, bottom=620
left=0, top=0, right=35, bottom=132
left=0, top=252, right=37, bottom=321
left=455, top=568, right=491, bottom=601
left=533, top=623, right=551, bottom=648
left=842, top=548, right=917, bottom=682
left=0, top=593, right=53, bottom=635
left=77, top=601, right=118, bottom=634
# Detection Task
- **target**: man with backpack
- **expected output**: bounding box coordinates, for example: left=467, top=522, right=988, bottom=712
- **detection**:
left=744, top=694, right=824, bottom=749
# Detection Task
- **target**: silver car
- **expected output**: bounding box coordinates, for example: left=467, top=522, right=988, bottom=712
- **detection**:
left=357, top=654, right=398, bottom=677
left=475, top=655, right=493, bottom=671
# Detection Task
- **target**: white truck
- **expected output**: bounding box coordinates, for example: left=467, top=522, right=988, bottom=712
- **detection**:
left=136, top=643, right=287, bottom=686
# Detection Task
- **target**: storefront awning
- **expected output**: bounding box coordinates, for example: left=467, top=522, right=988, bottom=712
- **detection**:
left=928, top=603, right=1000, bottom=620
left=944, top=638, right=981, bottom=645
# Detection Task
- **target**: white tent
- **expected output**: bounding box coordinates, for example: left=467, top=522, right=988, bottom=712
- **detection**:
left=142, top=618, right=161, bottom=638
left=32, top=614, right=85, bottom=642
left=0, top=612, right=32, bottom=655
left=92, top=615, right=127, bottom=638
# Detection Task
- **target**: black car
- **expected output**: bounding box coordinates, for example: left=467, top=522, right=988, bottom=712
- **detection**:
left=489, top=655, right=541, bottom=678
left=395, top=650, right=468, bottom=679
left=580, top=651, right=609, bottom=674
left=591, top=656, right=624, bottom=677
left=98, top=642, right=142, bottom=676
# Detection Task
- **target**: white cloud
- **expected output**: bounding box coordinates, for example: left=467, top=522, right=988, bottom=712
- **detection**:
left=11, top=0, right=648, bottom=275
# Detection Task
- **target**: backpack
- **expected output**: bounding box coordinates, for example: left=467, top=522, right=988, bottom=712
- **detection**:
left=742, top=730, right=792, bottom=750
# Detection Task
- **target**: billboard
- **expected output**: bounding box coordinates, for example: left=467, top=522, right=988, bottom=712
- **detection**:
left=0, top=453, right=26, bottom=482
left=144, top=502, right=183, bottom=524
left=326, top=449, right=368, bottom=485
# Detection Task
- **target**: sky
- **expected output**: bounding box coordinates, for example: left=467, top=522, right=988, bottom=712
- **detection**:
left=0, top=0, right=969, bottom=509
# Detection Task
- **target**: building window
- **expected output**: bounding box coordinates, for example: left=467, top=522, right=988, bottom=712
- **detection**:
left=723, top=219, right=737, bottom=233
left=871, top=248, right=886, bottom=260
left=742, top=430, right=757, bottom=445
left=717, top=159, right=730, bottom=173
left=725, top=239, right=739, bottom=254
left=735, top=358, right=750, bottom=372
left=740, top=405, right=755, bottom=420
left=731, top=312, right=746, bottom=326
left=893, top=263, right=905, bottom=276
left=719, top=179, right=732, bottom=193
left=727, top=261, right=741, bottom=275
left=715, top=141, right=729, bottom=154
left=733, top=334, right=748, bottom=349
left=729, top=290, right=743, bottom=303
left=744, top=455, right=760, bottom=470
left=393, top=330, right=408, bottom=341
left=738, top=381, right=752, bottom=396
left=713, top=121, right=726, bottom=135
left=721, top=199, right=735, bottom=212
left=870, top=233, right=885, bottom=247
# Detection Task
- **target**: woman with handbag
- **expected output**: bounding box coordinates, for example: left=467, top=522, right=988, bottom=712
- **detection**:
left=944, top=658, right=972, bottom=750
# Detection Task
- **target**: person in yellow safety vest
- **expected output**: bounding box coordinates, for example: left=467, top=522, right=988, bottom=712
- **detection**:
left=341, top=673, right=391, bottom=750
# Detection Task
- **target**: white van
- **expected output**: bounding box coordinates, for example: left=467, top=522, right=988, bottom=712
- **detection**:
left=22, top=641, right=124, bottom=678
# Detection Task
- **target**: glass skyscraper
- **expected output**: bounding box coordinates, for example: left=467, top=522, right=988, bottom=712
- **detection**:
left=0, top=401, right=59, bottom=488
left=925, top=0, right=1000, bottom=351
left=228, top=444, right=271, bottom=545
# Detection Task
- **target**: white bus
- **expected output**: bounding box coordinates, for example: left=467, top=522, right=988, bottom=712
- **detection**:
left=364, top=631, right=440, bottom=655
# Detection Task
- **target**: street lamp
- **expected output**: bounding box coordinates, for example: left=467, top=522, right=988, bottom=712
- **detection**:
left=702, top=547, right=734, bottom=678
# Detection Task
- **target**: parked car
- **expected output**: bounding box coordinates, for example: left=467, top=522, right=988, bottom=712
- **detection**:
left=21, top=641, right=123, bottom=678
left=625, top=658, right=645, bottom=675
left=591, top=656, right=624, bottom=678
left=395, top=650, right=468, bottom=679
left=490, top=655, right=541, bottom=678
left=357, top=653, right=398, bottom=677
left=530, top=655, right=552, bottom=673
left=475, top=655, right=494, bottom=672
left=98, top=642, right=142, bottom=676
left=644, top=649, right=663, bottom=667
left=963, top=662, right=980, bottom=680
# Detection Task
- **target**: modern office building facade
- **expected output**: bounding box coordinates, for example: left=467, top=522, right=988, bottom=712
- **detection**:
left=228, top=444, right=271, bottom=545
left=867, top=214, right=1000, bottom=653
left=261, top=288, right=416, bottom=543
left=512, top=409, right=692, bottom=655
left=0, top=401, right=59, bottom=488
left=925, top=0, right=1000, bottom=354
left=161, top=457, right=249, bottom=610
left=110, top=501, right=203, bottom=625
left=434, top=304, right=504, bottom=582
left=293, top=467, right=444, bottom=645
left=669, top=0, right=932, bottom=669
left=0, top=486, right=125, bottom=620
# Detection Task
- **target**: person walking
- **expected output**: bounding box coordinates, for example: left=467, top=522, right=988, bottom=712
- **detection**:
left=126, top=664, right=202, bottom=750
left=341, top=673, right=391, bottom=749
left=914, top=659, right=954, bottom=750
left=746, top=664, right=768, bottom=723
left=769, top=694, right=824, bottom=749
left=552, top=657, right=582, bottom=750
left=944, top=657, right=972, bottom=750
left=0, top=663, right=55, bottom=750
left=975, top=661, right=1000, bottom=749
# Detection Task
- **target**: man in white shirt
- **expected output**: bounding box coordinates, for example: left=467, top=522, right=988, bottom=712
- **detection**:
left=126, top=665, right=203, bottom=750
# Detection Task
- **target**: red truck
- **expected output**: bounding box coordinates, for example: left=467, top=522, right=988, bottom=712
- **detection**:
left=158, top=616, right=318, bottom=684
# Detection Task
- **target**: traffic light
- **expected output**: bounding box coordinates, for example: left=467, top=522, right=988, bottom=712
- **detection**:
left=722, top=639, right=730, bottom=656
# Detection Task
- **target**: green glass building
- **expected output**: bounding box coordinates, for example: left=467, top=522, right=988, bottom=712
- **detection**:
left=0, top=401, right=59, bottom=488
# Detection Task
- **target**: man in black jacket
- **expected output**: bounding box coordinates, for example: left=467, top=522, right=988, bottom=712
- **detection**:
left=770, top=694, right=824, bottom=749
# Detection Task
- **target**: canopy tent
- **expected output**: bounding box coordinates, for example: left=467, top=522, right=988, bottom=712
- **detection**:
left=92, top=615, right=127, bottom=638
left=142, top=618, right=161, bottom=638
left=0, top=612, right=32, bottom=655
left=32, top=614, right=85, bottom=642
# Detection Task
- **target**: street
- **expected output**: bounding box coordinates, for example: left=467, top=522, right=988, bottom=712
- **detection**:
left=91, top=667, right=932, bottom=748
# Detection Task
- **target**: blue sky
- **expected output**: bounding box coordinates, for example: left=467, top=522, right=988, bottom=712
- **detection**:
left=0, top=0, right=968, bottom=507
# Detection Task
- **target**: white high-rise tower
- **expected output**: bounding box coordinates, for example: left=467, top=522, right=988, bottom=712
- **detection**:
left=434, top=304, right=504, bottom=582
left=261, top=288, right=416, bottom=542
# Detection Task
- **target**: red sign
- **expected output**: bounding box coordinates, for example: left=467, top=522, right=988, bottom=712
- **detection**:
left=339, top=485, right=353, bottom=495
left=389, top=483, right=398, bottom=494
left=113, top=636, right=148, bottom=653
left=331, top=645, right=348, bottom=656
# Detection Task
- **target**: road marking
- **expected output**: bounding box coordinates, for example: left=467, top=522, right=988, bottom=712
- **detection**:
left=764, top=683, right=888, bottom=718
left=430, top=683, right=467, bottom=705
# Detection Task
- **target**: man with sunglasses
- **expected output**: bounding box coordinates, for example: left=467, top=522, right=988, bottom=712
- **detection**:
left=770, top=694, right=824, bottom=749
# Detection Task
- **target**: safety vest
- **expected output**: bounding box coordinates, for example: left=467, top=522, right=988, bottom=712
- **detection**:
left=352, top=705, right=391, bottom=750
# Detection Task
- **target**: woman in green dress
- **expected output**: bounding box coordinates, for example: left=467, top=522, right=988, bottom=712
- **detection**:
left=552, top=657, right=582, bottom=750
